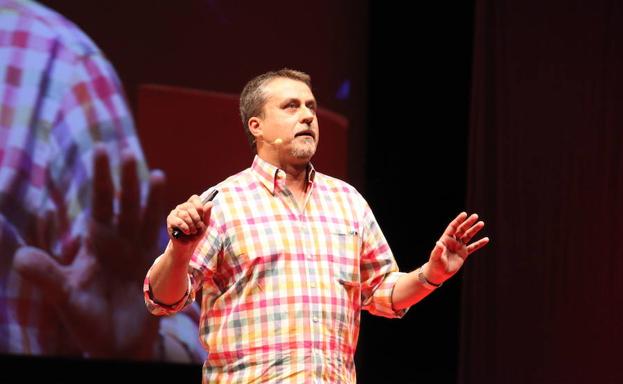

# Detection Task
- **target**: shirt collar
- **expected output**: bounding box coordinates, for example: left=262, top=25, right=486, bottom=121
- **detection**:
left=251, top=155, right=316, bottom=195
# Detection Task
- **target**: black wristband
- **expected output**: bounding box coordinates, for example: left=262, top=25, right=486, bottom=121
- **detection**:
left=417, top=267, right=442, bottom=290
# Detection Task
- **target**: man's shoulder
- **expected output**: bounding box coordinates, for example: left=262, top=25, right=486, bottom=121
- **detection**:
left=314, top=171, right=361, bottom=197
left=207, top=167, right=257, bottom=194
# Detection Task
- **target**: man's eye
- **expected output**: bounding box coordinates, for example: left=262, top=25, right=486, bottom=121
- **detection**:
left=287, top=103, right=297, bottom=109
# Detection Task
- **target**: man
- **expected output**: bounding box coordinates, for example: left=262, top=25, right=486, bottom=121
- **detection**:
left=0, top=0, right=205, bottom=362
left=145, top=68, right=489, bottom=382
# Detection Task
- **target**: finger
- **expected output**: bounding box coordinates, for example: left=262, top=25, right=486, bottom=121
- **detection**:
left=168, top=204, right=199, bottom=235
left=60, top=235, right=82, bottom=264
left=13, top=246, right=67, bottom=305
left=461, top=221, right=485, bottom=243
left=467, top=237, right=490, bottom=255
left=140, top=169, right=166, bottom=248
left=92, top=145, right=114, bottom=224
left=189, top=194, right=204, bottom=209
left=34, top=210, right=55, bottom=251
left=177, top=208, right=199, bottom=234
left=118, top=151, right=140, bottom=239
left=455, top=213, right=479, bottom=238
left=186, top=196, right=205, bottom=228
left=442, top=212, right=468, bottom=237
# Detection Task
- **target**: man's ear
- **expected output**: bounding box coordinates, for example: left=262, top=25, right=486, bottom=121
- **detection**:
left=248, top=117, right=262, bottom=140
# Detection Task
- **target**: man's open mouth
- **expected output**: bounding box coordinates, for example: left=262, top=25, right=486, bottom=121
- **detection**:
left=294, top=130, right=315, bottom=140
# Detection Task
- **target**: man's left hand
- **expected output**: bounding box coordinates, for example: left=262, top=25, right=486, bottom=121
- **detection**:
left=423, top=212, right=489, bottom=285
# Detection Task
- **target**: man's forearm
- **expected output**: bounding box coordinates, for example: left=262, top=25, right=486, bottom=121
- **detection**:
left=149, top=244, right=193, bottom=305
left=392, top=263, right=439, bottom=310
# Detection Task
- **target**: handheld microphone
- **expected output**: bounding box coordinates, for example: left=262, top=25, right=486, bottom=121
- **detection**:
left=171, top=189, right=219, bottom=239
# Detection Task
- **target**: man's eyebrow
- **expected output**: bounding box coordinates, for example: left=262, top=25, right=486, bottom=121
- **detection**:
left=278, top=97, right=316, bottom=107
left=279, top=97, right=301, bottom=106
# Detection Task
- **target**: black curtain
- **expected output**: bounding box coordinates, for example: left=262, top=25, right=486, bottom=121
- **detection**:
left=363, top=2, right=474, bottom=383
left=460, top=1, right=623, bottom=383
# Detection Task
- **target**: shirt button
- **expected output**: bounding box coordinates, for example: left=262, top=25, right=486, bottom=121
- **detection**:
left=310, top=282, right=316, bottom=288
left=312, top=317, right=319, bottom=323
left=307, top=254, right=313, bottom=260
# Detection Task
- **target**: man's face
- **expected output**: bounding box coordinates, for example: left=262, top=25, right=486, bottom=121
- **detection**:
left=255, top=77, right=319, bottom=164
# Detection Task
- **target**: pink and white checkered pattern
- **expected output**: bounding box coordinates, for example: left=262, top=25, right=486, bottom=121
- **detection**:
left=145, top=155, right=406, bottom=383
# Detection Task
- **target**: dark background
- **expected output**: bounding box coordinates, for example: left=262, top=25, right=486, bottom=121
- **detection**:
left=2, top=1, right=477, bottom=383
left=12, top=1, right=623, bottom=384
left=460, top=1, right=623, bottom=383
left=360, top=2, right=474, bottom=383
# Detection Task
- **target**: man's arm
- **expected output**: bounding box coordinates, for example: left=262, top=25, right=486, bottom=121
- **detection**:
left=148, top=194, right=213, bottom=306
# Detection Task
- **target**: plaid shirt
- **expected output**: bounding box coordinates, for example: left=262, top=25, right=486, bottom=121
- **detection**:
left=0, top=0, right=202, bottom=360
left=145, top=155, right=407, bottom=383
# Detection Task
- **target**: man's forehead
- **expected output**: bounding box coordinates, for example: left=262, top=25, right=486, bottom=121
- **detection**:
left=263, top=77, right=314, bottom=101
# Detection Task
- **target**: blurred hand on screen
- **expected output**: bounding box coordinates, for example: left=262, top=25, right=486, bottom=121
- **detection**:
left=14, top=145, right=166, bottom=359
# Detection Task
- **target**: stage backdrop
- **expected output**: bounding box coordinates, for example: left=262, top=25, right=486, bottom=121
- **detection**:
left=39, top=0, right=369, bottom=190
left=2, top=2, right=482, bottom=383
left=460, top=0, right=623, bottom=382
left=3, top=0, right=366, bottom=366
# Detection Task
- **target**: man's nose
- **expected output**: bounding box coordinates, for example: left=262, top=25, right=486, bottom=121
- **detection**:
left=300, top=107, right=315, bottom=125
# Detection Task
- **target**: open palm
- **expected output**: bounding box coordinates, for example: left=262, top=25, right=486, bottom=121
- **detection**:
left=14, top=146, right=166, bottom=358
left=425, top=212, right=489, bottom=284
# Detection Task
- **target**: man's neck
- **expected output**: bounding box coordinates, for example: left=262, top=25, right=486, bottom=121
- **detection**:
left=258, top=153, right=310, bottom=194
left=282, top=163, right=309, bottom=195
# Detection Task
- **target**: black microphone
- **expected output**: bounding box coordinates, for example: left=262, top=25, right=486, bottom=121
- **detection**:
left=171, top=189, right=219, bottom=239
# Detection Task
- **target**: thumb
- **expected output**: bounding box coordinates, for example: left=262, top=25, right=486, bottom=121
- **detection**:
left=13, top=246, right=67, bottom=305
left=202, top=202, right=214, bottom=225
left=430, top=240, right=445, bottom=263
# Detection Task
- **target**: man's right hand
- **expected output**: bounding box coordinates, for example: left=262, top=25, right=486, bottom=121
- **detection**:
left=166, top=194, right=214, bottom=250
